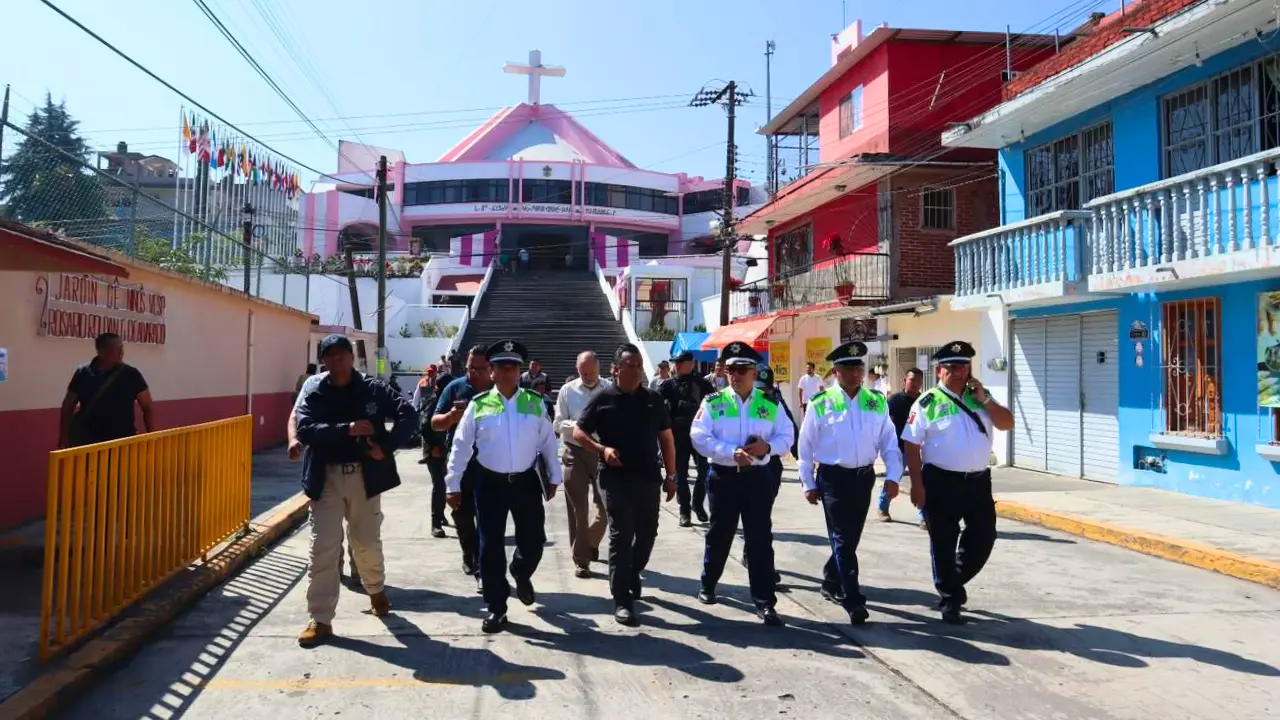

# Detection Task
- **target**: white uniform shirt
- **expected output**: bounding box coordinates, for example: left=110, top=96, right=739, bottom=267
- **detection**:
left=797, top=386, right=903, bottom=491
left=445, top=388, right=564, bottom=492
left=796, top=373, right=824, bottom=404
left=690, top=387, right=795, bottom=468
left=554, top=377, right=609, bottom=446
left=901, top=386, right=994, bottom=473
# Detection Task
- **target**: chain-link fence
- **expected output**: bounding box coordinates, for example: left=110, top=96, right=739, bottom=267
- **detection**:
left=0, top=117, right=303, bottom=305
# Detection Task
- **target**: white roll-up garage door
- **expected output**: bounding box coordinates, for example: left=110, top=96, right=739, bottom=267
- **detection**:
left=1011, top=319, right=1047, bottom=471
left=1080, top=312, right=1120, bottom=481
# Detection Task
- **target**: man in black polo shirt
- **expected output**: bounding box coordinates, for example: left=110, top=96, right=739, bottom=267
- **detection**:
left=573, top=343, right=677, bottom=626
left=59, top=332, right=154, bottom=447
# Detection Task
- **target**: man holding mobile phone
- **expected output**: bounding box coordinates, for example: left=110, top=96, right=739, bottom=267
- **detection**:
left=430, top=345, right=493, bottom=588
left=901, top=341, right=1014, bottom=625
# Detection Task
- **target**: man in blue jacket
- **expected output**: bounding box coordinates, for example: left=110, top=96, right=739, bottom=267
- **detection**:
left=294, top=334, right=416, bottom=648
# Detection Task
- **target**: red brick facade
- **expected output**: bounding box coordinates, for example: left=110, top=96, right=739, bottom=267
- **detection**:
left=1003, top=0, right=1203, bottom=100
left=891, top=168, right=998, bottom=297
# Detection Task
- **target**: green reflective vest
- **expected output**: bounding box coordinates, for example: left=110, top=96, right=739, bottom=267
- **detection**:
left=472, top=388, right=545, bottom=419
left=809, top=387, right=887, bottom=419
left=917, top=387, right=985, bottom=426
left=705, top=387, right=778, bottom=422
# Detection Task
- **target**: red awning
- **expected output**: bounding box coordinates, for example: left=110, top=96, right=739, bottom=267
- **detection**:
left=0, top=222, right=130, bottom=277
left=701, top=316, right=782, bottom=352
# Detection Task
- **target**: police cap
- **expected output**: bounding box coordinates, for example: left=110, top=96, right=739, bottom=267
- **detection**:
left=318, top=333, right=353, bottom=357
left=486, top=339, right=528, bottom=365
left=754, top=363, right=775, bottom=389
left=933, top=341, right=976, bottom=365
left=826, top=341, right=868, bottom=367
left=719, top=341, right=763, bottom=367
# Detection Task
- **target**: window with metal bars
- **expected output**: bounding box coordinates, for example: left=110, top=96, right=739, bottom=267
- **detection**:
left=1160, top=56, right=1280, bottom=177
left=1025, top=121, right=1114, bottom=216
left=1161, top=298, right=1222, bottom=437
left=920, top=187, right=955, bottom=230
left=772, top=224, right=812, bottom=279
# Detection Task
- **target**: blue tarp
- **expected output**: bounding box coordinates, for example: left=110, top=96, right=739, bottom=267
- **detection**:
left=669, top=332, right=717, bottom=363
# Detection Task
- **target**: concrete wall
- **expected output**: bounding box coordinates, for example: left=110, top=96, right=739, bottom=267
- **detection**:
left=0, top=263, right=313, bottom=530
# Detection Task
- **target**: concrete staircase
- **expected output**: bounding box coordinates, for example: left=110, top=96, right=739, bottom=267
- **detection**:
left=457, top=270, right=631, bottom=396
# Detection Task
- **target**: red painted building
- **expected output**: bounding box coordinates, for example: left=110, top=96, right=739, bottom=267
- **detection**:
left=721, top=20, right=1058, bottom=402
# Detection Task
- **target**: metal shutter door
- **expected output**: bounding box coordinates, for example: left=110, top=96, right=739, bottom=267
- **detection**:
left=1011, top=319, right=1047, bottom=471
left=1080, top=312, right=1120, bottom=482
left=1044, top=316, right=1083, bottom=477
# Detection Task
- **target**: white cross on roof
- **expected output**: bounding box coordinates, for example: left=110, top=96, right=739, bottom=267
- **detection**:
left=503, top=49, right=565, bottom=106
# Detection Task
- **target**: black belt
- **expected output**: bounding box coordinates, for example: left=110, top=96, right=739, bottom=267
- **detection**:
left=711, top=463, right=767, bottom=474
left=476, top=463, right=537, bottom=483
left=817, top=463, right=874, bottom=475
left=925, top=464, right=990, bottom=480
left=327, top=462, right=361, bottom=475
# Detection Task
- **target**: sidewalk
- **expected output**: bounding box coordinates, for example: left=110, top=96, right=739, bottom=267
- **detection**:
left=0, top=447, right=302, bottom=705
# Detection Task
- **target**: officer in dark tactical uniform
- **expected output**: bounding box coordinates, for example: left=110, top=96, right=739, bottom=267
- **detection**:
left=659, top=350, right=715, bottom=527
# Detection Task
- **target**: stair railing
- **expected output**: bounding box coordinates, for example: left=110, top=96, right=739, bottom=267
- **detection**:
left=451, top=258, right=498, bottom=354
left=595, top=261, right=658, bottom=378
left=594, top=260, right=621, bottom=322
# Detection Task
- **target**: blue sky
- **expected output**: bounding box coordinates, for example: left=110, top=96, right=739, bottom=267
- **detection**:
left=0, top=0, right=1121, bottom=186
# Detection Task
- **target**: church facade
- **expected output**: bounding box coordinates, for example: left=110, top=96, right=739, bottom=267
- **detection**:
left=297, top=50, right=761, bottom=271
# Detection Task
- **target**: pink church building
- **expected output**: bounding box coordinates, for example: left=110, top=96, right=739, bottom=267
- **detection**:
left=298, top=50, right=762, bottom=271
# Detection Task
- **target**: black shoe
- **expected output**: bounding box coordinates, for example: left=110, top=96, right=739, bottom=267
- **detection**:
left=431, top=526, right=446, bottom=539
left=758, top=607, right=784, bottom=626
left=440, top=517, right=450, bottom=527
left=693, top=507, right=709, bottom=523
left=679, top=512, right=692, bottom=528
left=482, top=611, right=508, bottom=633
left=475, top=574, right=483, bottom=594
left=697, top=588, right=717, bottom=605
left=462, top=562, right=475, bottom=576
left=417, top=458, right=429, bottom=464
left=614, top=605, right=638, bottom=626
left=941, top=606, right=967, bottom=625
left=515, top=577, right=536, bottom=606
left=849, top=606, right=870, bottom=626
left=819, top=585, right=845, bottom=604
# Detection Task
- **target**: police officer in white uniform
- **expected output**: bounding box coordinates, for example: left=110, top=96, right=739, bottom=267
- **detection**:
left=690, top=342, right=795, bottom=626
left=798, top=341, right=902, bottom=625
left=902, top=341, right=1013, bottom=625
left=446, top=339, right=563, bottom=633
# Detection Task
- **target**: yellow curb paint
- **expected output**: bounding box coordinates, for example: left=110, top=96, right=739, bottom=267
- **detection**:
left=996, top=500, right=1280, bottom=590
left=0, top=493, right=312, bottom=720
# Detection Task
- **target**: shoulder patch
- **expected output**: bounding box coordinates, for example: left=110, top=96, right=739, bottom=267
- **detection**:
left=809, top=389, right=828, bottom=403
left=918, top=394, right=934, bottom=408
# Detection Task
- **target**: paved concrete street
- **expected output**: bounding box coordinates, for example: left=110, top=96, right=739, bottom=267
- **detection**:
left=56, top=456, right=1280, bottom=719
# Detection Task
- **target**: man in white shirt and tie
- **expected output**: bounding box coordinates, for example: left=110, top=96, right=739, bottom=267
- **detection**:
left=690, top=342, right=795, bottom=626
left=554, top=351, right=611, bottom=577
left=446, top=339, right=563, bottom=634
left=796, top=362, right=824, bottom=415
left=797, top=341, right=902, bottom=626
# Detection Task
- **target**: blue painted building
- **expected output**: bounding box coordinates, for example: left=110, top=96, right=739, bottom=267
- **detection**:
left=945, top=0, right=1280, bottom=508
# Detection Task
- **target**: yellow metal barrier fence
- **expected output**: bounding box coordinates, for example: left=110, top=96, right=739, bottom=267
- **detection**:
left=38, top=415, right=253, bottom=662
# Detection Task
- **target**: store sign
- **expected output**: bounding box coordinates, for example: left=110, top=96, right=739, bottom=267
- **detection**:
left=473, top=202, right=618, bottom=217
left=36, top=274, right=167, bottom=345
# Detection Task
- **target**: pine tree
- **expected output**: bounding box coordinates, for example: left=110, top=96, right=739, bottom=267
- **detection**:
left=0, top=93, right=108, bottom=230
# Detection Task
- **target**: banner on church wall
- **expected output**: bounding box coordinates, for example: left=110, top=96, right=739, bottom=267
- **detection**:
left=449, top=230, right=500, bottom=267
left=805, top=337, right=833, bottom=378
left=591, top=232, right=635, bottom=270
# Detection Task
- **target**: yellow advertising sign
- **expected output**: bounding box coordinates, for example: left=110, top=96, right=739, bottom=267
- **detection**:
left=805, top=337, right=833, bottom=377
left=769, top=340, right=791, bottom=384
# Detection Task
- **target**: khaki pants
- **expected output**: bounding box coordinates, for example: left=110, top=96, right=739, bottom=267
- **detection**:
left=562, top=442, right=606, bottom=568
left=306, top=464, right=386, bottom=624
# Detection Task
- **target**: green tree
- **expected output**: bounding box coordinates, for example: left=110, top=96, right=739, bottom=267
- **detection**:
left=0, top=93, right=108, bottom=231
left=133, top=231, right=228, bottom=283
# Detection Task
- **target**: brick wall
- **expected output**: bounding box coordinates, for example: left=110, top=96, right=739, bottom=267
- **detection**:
left=893, top=168, right=999, bottom=297
left=1003, top=0, right=1203, bottom=100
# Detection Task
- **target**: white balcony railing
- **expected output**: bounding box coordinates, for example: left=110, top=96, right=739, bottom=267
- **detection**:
left=951, top=210, right=1093, bottom=302
left=1086, top=147, right=1280, bottom=290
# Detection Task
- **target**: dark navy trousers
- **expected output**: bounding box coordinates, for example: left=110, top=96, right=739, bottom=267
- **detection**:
left=921, top=464, right=996, bottom=609
left=701, top=464, right=777, bottom=609
left=474, top=465, right=546, bottom=615
left=816, top=464, right=877, bottom=610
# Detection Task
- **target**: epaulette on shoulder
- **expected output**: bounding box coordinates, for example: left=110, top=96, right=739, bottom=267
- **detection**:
left=809, top=389, right=829, bottom=403
left=474, top=388, right=493, bottom=399
left=523, top=388, right=545, bottom=399
left=918, top=393, right=934, bottom=408
left=868, top=388, right=884, bottom=396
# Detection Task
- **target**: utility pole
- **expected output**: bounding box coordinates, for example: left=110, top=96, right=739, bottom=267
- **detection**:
left=241, top=202, right=254, bottom=294
left=0, top=85, right=10, bottom=165
left=764, top=41, right=776, bottom=198
left=343, top=237, right=363, bottom=331
left=691, top=82, right=750, bottom=327
left=375, top=155, right=389, bottom=378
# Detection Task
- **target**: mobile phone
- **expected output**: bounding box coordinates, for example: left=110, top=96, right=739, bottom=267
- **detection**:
left=453, top=400, right=468, bottom=410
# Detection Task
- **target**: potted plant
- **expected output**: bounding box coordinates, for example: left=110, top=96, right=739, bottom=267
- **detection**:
left=824, top=232, right=855, bottom=303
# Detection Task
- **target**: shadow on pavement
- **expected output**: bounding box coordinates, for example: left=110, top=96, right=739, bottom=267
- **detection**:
left=330, top=614, right=565, bottom=700
left=640, top=595, right=866, bottom=661
left=861, top=604, right=1280, bottom=675
left=56, top=551, right=308, bottom=720
left=996, top=530, right=1077, bottom=544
